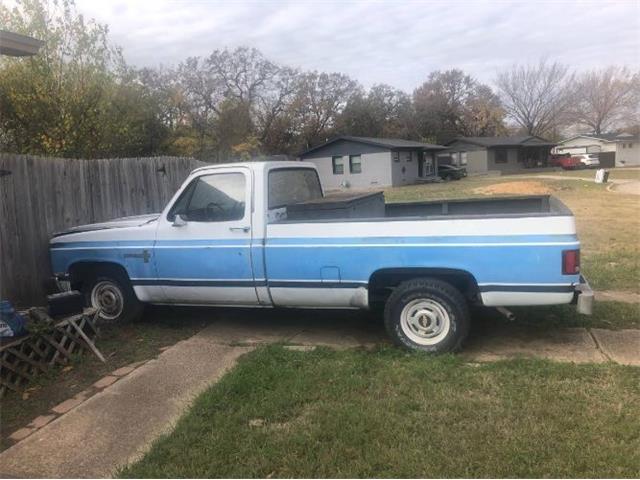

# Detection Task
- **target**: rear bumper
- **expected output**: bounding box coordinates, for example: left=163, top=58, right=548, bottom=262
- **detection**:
left=573, top=275, right=594, bottom=315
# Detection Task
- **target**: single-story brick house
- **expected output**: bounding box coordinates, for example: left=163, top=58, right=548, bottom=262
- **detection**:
left=553, top=133, right=640, bottom=167
left=299, top=136, right=447, bottom=189
left=443, top=136, right=556, bottom=174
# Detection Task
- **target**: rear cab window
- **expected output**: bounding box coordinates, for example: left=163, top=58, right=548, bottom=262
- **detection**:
left=268, top=168, right=323, bottom=210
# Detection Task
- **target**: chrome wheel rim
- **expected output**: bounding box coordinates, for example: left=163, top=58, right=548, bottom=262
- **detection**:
left=91, top=280, right=124, bottom=320
left=400, top=298, right=451, bottom=345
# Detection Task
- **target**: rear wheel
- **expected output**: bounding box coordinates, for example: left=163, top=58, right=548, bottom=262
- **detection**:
left=384, top=278, right=469, bottom=353
left=84, top=273, right=143, bottom=323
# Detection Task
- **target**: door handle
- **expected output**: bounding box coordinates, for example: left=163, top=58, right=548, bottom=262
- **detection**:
left=229, top=226, right=250, bottom=233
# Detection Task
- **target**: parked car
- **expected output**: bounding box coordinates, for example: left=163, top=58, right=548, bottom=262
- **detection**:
left=576, top=153, right=600, bottom=168
left=49, top=162, right=593, bottom=353
left=549, top=153, right=581, bottom=170
left=438, top=164, right=467, bottom=180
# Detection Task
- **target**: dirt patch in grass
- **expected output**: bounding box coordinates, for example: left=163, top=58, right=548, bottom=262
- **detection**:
left=473, top=180, right=554, bottom=195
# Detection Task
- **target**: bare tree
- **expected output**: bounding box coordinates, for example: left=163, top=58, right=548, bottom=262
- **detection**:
left=206, top=47, right=279, bottom=105
left=568, top=67, right=639, bottom=134
left=292, top=71, right=360, bottom=150
left=255, top=66, right=301, bottom=153
left=495, top=60, right=574, bottom=137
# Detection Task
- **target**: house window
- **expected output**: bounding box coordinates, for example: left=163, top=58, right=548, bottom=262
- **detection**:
left=460, top=152, right=467, bottom=165
left=623, top=143, right=626, bottom=149
left=407, top=152, right=413, bottom=162
left=332, top=156, right=344, bottom=174
left=349, top=155, right=362, bottom=174
left=495, top=149, right=508, bottom=164
left=392, top=152, right=400, bottom=162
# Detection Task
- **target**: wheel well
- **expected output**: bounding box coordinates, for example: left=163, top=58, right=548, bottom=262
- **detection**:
left=68, top=262, right=130, bottom=291
left=368, top=268, right=480, bottom=307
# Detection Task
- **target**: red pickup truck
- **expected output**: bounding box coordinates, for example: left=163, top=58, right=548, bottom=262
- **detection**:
left=550, top=153, right=581, bottom=170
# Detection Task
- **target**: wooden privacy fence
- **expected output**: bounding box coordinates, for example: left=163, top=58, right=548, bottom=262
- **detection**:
left=0, top=154, right=206, bottom=306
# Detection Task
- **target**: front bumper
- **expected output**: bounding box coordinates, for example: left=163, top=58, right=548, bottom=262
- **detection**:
left=53, top=273, right=72, bottom=293
left=574, top=275, right=594, bottom=315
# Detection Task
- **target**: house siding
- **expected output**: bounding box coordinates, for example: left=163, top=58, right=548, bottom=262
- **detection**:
left=487, top=148, right=521, bottom=173
left=445, top=141, right=487, bottom=174
left=617, top=142, right=640, bottom=166
left=555, top=137, right=640, bottom=167
left=446, top=137, right=555, bottom=174
left=391, top=150, right=418, bottom=186
left=304, top=151, right=393, bottom=190
left=301, top=138, right=443, bottom=189
left=465, top=150, right=488, bottom=174
left=554, top=137, right=614, bottom=154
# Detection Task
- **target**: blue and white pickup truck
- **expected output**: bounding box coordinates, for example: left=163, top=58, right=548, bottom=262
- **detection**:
left=50, top=161, right=593, bottom=352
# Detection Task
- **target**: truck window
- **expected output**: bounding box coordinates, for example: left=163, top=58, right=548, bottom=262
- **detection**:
left=168, top=173, right=245, bottom=222
left=268, top=168, right=323, bottom=209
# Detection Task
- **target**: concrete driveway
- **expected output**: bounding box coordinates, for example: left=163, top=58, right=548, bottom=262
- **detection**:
left=1, top=308, right=638, bottom=478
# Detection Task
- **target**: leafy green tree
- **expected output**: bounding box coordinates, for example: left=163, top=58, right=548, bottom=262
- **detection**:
left=0, top=0, right=167, bottom=157
left=336, top=84, right=416, bottom=139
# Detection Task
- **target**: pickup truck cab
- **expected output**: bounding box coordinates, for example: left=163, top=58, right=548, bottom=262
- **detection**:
left=50, top=161, right=593, bottom=352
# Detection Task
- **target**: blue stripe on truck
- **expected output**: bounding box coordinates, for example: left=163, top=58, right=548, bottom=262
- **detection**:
left=50, top=235, right=581, bottom=289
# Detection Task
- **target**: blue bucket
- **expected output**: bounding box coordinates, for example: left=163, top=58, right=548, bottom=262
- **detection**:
left=0, top=300, right=26, bottom=336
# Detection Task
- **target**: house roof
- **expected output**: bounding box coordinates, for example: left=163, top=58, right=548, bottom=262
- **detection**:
left=446, top=136, right=555, bottom=148
left=0, top=30, right=44, bottom=57
left=557, top=133, right=639, bottom=144
left=300, top=135, right=446, bottom=157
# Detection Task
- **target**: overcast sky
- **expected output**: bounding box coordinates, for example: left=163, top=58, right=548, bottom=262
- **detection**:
left=75, top=0, right=640, bottom=91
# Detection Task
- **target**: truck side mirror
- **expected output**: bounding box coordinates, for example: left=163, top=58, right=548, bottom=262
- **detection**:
left=172, top=214, right=188, bottom=227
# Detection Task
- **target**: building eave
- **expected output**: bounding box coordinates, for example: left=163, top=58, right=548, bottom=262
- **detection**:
left=299, top=136, right=446, bottom=157
left=0, top=30, right=44, bottom=57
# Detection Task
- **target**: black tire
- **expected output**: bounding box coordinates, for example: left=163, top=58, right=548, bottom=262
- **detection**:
left=384, top=278, right=470, bottom=353
left=83, top=271, right=143, bottom=323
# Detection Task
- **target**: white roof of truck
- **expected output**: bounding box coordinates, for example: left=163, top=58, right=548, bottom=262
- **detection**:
left=191, top=161, right=313, bottom=176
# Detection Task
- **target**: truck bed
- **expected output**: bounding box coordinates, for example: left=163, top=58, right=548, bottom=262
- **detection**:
left=280, top=193, right=571, bottom=223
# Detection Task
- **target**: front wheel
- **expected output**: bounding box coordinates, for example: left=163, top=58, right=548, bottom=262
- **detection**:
left=84, top=274, right=143, bottom=323
left=384, top=278, right=470, bottom=353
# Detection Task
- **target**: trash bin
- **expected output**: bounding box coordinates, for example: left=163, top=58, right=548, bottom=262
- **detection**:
left=595, top=169, right=609, bottom=184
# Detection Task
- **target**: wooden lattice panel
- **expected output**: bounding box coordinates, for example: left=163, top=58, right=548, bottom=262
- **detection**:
left=0, top=309, right=101, bottom=398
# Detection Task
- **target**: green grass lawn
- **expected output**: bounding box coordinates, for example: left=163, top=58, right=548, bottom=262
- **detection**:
left=120, top=346, right=640, bottom=478
left=385, top=176, right=640, bottom=293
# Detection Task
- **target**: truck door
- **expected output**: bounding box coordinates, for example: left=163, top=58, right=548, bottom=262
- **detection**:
left=152, top=167, right=259, bottom=305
